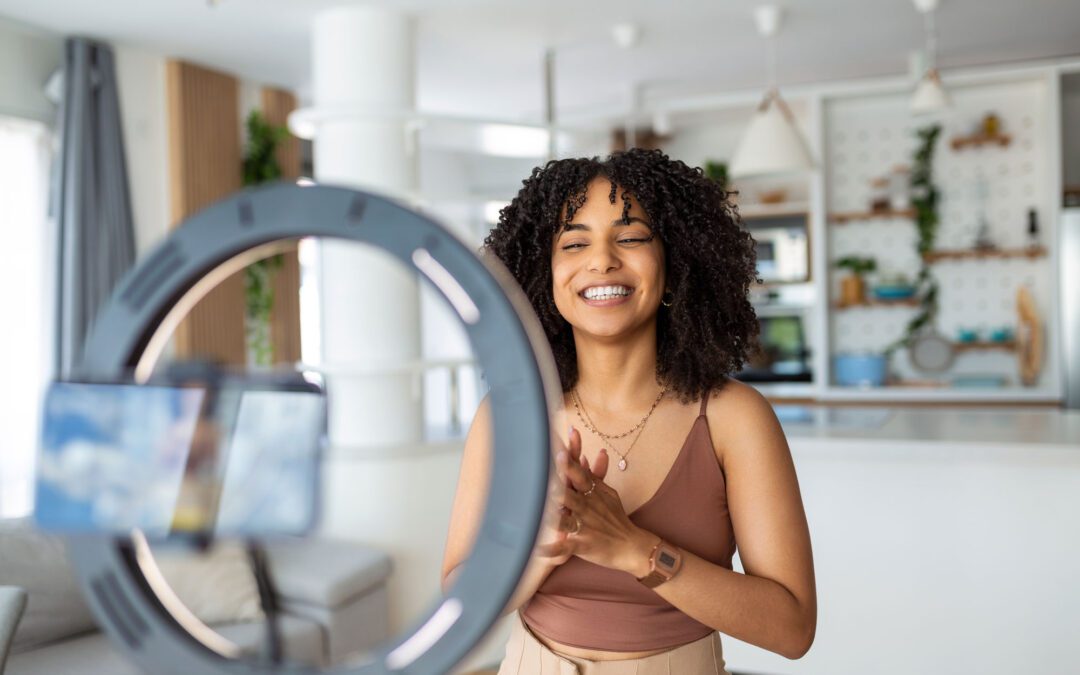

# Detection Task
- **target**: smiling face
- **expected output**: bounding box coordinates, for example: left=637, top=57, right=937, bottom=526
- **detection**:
left=551, top=177, right=666, bottom=340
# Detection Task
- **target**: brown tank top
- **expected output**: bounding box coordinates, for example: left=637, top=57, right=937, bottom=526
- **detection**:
left=521, top=390, right=736, bottom=652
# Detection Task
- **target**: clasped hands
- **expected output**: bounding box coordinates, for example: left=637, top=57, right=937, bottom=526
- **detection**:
left=534, top=426, right=654, bottom=575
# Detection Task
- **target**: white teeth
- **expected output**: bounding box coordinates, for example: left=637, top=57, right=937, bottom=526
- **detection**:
left=583, top=285, right=631, bottom=300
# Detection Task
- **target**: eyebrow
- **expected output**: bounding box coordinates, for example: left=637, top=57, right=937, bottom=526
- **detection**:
left=559, top=217, right=652, bottom=234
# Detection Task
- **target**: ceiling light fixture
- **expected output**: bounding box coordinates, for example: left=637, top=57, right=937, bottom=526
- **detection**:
left=611, top=23, right=641, bottom=50
left=729, top=5, right=815, bottom=179
left=910, top=0, right=950, bottom=115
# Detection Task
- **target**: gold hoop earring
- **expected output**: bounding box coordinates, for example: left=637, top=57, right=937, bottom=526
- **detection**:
left=661, top=289, right=674, bottom=307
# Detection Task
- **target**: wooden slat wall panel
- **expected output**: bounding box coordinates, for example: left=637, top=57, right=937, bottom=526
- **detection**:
left=261, top=88, right=301, bottom=180
left=166, top=60, right=247, bottom=366
left=261, top=87, right=302, bottom=365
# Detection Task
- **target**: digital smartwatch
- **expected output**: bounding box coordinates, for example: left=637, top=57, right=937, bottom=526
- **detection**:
left=637, top=538, right=683, bottom=588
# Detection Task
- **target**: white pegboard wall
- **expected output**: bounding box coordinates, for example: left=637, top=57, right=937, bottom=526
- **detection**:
left=824, top=78, right=1058, bottom=390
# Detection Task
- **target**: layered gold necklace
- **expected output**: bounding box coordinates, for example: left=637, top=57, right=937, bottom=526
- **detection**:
left=570, top=385, right=667, bottom=471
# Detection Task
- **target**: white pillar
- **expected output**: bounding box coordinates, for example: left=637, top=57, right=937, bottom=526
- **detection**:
left=312, top=6, right=415, bottom=192
left=308, top=6, right=444, bottom=638
left=312, top=6, right=420, bottom=450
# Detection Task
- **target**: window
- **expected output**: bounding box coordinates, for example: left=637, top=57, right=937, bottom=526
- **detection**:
left=0, top=116, right=53, bottom=518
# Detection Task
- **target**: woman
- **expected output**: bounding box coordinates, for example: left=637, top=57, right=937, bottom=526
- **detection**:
left=441, top=149, right=816, bottom=674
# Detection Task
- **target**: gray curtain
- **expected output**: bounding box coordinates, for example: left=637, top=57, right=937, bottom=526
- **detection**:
left=54, top=38, right=136, bottom=377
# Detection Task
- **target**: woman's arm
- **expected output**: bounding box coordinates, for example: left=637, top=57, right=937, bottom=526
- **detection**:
left=441, top=395, right=495, bottom=595
left=554, top=381, right=816, bottom=659
left=440, top=396, right=571, bottom=616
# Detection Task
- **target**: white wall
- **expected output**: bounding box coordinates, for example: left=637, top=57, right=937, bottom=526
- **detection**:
left=0, top=18, right=60, bottom=123
left=113, top=45, right=171, bottom=257
left=0, top=21, right=175, bottom=259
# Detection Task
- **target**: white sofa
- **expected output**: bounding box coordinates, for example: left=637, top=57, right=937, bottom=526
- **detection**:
left=0, top=519, right=393, bottom=674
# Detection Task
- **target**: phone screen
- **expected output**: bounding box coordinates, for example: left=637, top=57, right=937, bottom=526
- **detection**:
left=34, top=379, right=324, bottom=538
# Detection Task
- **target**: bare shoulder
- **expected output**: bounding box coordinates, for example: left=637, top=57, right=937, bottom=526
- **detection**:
left=703, top=379, right=787, bottom=471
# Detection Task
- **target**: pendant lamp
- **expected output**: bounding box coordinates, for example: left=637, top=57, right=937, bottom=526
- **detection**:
left=910, top=0, right=950, bottom=114
left=730, top=5, right=814, bottom=179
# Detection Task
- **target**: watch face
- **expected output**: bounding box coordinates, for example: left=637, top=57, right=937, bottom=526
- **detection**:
left=658, top=550, right=677, bottom=570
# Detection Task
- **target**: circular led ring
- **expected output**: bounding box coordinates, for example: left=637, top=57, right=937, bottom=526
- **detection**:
left=70, top=182, right=556, bottom=675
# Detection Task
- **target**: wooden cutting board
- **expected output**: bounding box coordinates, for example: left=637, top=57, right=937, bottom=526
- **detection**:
left=1016, top=286, right=1043, bottom=386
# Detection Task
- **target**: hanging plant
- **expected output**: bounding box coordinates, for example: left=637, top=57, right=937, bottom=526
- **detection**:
left=885, top=123, right=942, bottom=356
left=704, top=160, right=729, bottom=192
left=242, top=110, right=289, bottom=366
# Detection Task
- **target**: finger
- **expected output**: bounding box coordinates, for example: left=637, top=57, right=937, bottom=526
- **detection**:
left=558, top=486, right=583, bottom=512
left=567, top=426, right=582, bottom=464
left=558, top=510, right=578, bottom=532
left=563, top=427, right=582, bottom=489
left=556, top=450, right=592, bottom=492
left=542, top=499, right=564, bottom=527
left=593, top=448, right=610, bottom=479
left=580, top=454, right=590, bottom=474
left=553, top=453, right=571, bottom=490
left=546, top=476, right=565, bottom=502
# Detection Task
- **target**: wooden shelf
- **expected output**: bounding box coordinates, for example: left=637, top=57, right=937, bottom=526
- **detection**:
left=950, top=132, right=1012, bottom=150
left=922, top=246, right=1047, bottom=263
left=952, top=340, right=1017, bottom=352
left=833, top=298, right=919, bottom=309
left=829, top=208, right=915, bottom=224
left=738, top=201, right=810, bottom=220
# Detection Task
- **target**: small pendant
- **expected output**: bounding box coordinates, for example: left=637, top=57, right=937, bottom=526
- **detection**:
left=618, top=458, right=628, bottom=471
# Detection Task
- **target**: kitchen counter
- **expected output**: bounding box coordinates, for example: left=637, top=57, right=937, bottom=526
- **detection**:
left=773, top=404, right=1080, bottom=450
left=724, top=403, right=1080, bottom=675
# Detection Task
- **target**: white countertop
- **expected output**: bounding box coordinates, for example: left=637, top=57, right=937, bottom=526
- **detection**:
left=774, top=405, right=1080, bottom=450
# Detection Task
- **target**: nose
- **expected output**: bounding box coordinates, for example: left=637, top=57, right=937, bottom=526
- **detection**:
left=587, top=240, right=621, bottom=274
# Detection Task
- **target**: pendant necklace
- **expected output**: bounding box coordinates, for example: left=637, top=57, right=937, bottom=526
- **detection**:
left=571, top=385, right=666, bottom=471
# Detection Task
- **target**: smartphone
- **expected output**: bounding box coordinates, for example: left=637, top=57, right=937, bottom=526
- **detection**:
left=34, top=374, right=325, bottom=539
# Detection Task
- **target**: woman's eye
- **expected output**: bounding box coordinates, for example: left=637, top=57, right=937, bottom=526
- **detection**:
left=560, top=235, right=651, bottom=251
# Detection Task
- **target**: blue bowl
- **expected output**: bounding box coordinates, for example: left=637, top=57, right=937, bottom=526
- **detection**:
left=872, top=285, right=916, bottom=301
left=834, top=354, right=888, bottom=387
left=956, top=328, right=978, bottom=343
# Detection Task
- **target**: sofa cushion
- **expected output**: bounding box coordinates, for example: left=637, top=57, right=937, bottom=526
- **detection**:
left=1, top=586, right=28, bottom=670
left=151, top=541, right=264, bottom=625
left=0, top=518, right=265, bottom=653
left=216, top=614, right=327, bottom=667
left=6, top=614, right=326, bottom=675
left=263, top=538, right=392, bottom=608
left=0, top=519, right=96, bottom=653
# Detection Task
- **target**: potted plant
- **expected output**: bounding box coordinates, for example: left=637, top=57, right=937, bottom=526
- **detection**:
left=704, top=160, right=728, bottom=192
left=241, top=110, right=289, bottom=366
left=834, top=255, right=877, bottom=306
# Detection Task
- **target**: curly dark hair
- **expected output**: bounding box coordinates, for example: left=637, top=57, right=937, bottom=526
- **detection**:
left=481, top=148, right=759, bottom=405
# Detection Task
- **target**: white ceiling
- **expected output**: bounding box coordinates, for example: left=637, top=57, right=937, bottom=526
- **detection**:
left=1, top=0, right=1078, bottom=121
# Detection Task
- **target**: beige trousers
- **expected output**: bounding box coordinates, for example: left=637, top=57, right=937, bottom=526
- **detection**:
left=496, top=612, right=731, bottom=675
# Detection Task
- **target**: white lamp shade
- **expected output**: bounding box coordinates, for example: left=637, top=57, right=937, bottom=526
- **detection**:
left=910, top=68, right=950, bottom=114
left=729, top=90, right=815, bottom=179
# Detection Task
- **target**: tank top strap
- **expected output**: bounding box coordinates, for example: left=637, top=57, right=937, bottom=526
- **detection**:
left=698, top=388, right=710, bottom=417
